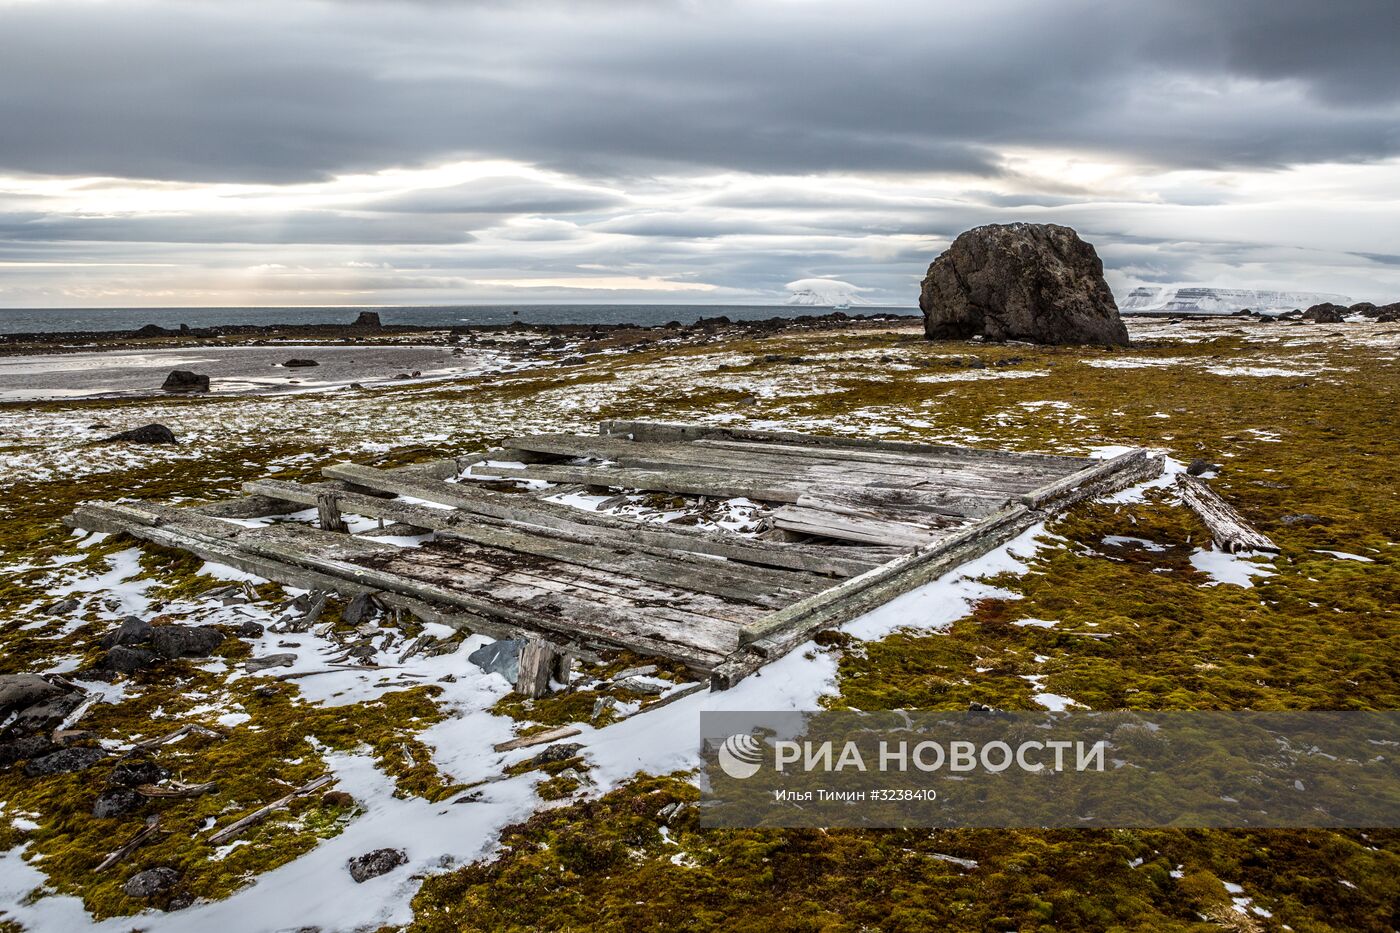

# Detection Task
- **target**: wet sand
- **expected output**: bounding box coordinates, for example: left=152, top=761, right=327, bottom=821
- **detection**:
left=0, top=344, right=499, bottom=401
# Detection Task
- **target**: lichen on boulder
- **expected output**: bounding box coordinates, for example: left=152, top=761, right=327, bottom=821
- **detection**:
left=919, top=222, right=1129, bottom=346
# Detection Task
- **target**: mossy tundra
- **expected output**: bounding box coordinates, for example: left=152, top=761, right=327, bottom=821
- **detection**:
left=2, top=318, right=1397, bottom=930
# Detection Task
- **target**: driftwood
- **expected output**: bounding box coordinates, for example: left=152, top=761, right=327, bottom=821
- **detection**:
left=137, top=780, right=218, bottom=799
left=95, top=816, right=162, bottom=872
left=207, top=774, right=334, bottom=846
left=1176, top=475, right=1279, bottom=553
left=126, top=723, right=225, bottom=754
left=493, top=725, right=582, bottom=753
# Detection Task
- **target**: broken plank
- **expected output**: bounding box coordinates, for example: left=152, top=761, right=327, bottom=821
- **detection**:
left=1020, top=448, right=1147, bottom=509
left=772, top=503, right=944, bottom=547
left=244, top=479, right=824, bottom=607
left=599, top=420, right=1089, bottom=469
left=321, top=462, right=885, bottom=577
left=493, top=725, right=582, bottom=753
left=1176, top=474, right=1279, bottom=553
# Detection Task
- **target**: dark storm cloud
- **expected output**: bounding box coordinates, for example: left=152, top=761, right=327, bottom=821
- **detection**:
left=1, top=0, right=1397, bottom=185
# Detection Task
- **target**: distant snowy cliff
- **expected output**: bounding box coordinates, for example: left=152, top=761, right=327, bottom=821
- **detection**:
left=785, top=278, right=869, bottom=307
left=1120, top=286, right=1353, bottom=315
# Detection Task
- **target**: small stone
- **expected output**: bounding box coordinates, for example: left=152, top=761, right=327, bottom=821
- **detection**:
left=0, top=735, right=59, bottom=766
left=244, top=653, right=296, bottom=672
left=437, top=674, right=457, bottom=683
left=24, top=746, right=107, bottom=777
left=234, top=620, right=265, bottom=638
left=0, top=674, right=65, bottom=717
left=99, top=616, right=152, bottom=649
left=590, top=696, right=617, bottom=721
left=160, top=370, right=210, bottom=393
left=528, top=743, right=584, bottom=766
left=109, top=760, right=171, bottom=787
left=44, top=597, right=80, bottom=615
left=342, top=593, right=373, bottom=626
left=8, top=692, right=85, bottom=735
left=93, top=788, right=145, bottom=819
left=613, top=676, right=667, bottom=696
left=101, top=423, right=178, bottom=444
left=99, top=646, right=160, bottom=674
left=1280, top=513, right=1325, bottom=527
left=283, top=359, right=319, bottom=368
left=610, top=664, right=657, bottom=681
left=347, top=847, right=407, bottom=883
left=149, top=625, right=225, bottom=659
left=1185, top=458, right=1216, bottom=477
left=468, top=638, right=525, bottom=683
left=123, top=867, right=180, bottom=899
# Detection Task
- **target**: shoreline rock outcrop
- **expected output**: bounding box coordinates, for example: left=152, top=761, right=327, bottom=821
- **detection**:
left=919, top=223, right=1129, bottom=346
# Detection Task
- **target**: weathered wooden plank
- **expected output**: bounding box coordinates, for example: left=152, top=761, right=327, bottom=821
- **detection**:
left=772, top=504, right=945, bottom=547
left=1019, top=448, right=1146, bottom=509
left=516, top=641, right=562, bottom=698
left=692, top=437, right=1078, bottom=479
left=501, top=433, right=1059, bottom=491
left=321, top=463, right=887, bottom=577
left=485, top=462, right=1004, bottom=518
left=62, top=502, right=556, bottom=649
left=1176, top=474, right=1279, bottom=553
left=714, top=450, right=1165, bottom=688
left=599, top=420, right=1090, bottom=469
left=316, top=492, right=347, bottom=533
left=245, top=479, right=824, bottom=607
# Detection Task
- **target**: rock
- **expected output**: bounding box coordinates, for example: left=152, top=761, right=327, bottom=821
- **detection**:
left=244, top=653, right=296, bottom=672
left=109, top=760, right=170, bottom=787
left=1279, top=513, right=1325, bottom=527
left=101, top=423, right=177, bottom=445
left=920, top=223, right=1129, bottom=346
left=149, top=625, right=225, bottom=659
left=99, top=616, right=153, bottom=649
left=0, top=674, right=65, bottom=717
left=1185, top=458, right=1217, bottom=477
left=99, top=646, right=160, bottom=674
left=1301, top=303, right=1347, bottom=323
left=1379, top=311, right=1399, bottom=324
left=93, top=788, right=145, bottom=819
left=528, top=743, right=584, bottom=766
left=468, top=639, right=525, bottom=683
left=9, top=692, right=85, bottom=736
left=347, top=847, right=407, bottom=883
left=0, top=735, right=59, bottom=767
left=24, top=746, right=106, bottom=777
left=44, top=597, right=80, bottom=615
left=1348, top=302, right=1377, bottom=317
left=611, top=664, right=657, bottom=681
left=614, top=676, right=667, bottom=696
left=123, top=867, right=180, bottom=898
left=135, top=324, right=168, bottom=337
left=590, top=696, right=617, bottom=721
left=160, top=370, right=210, bottom=393
left=234, top=620, right=265, bottom=638
left=283, top=359, right=319, bottom=368
left=353, top=311, right=383, bottom=328
left=342, top=593, right=374, bottom=626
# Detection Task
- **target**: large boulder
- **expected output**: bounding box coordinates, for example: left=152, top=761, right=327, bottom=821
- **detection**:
left=1302, top=303, right=1347, bottom=323
left=160, top=370, right=209, bottom=393
left=0, top=674, right=64, bottom=718
left=101, top=424, right=177, bottom=445
left=919, top=223, right=1129, bottom=346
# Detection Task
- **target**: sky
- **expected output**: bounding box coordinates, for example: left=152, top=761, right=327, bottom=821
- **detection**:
left=0, top=0, right=1398, bottom=309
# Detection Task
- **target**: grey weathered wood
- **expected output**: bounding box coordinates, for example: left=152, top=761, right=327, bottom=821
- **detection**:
left=692, top=437, right=1076, bottom=478
left=244, top=479, right=825, bottom=607
left=486, top=462, right=1003, bottom=518
left=714, top=451, right=1164, bottom=688
left=515, top=640, right=561, bottom=698
left=63, top=502, right=582, bottom=653
left=599, top=420, right=1089, bottom=469
left=772, top=503, right=945, bottom=547
left=1176, top=474, right=1279, bottom=553
left=1019, top=448, right=1146, bottom=508
left=493, top=725, right=581, bottom=753
left=501, top=433, right=1060, bottom=492
left=316, top=492, right=347, bottom=533
left=321, top=462, right=885, bottom=577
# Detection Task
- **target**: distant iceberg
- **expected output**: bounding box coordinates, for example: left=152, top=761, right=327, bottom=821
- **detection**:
left=1119, top=286, right=1352, bottom=315
left=785, top=278, right=870, bottom=307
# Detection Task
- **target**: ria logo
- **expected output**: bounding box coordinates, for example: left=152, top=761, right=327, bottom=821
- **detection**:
left=718, top=733, right=764, bottom=779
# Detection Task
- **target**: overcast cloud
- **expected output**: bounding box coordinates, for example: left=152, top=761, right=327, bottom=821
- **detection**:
left=1, top=0, right=1398, bottom=308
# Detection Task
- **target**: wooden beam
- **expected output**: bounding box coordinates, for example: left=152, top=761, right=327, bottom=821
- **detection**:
left=1019, top=448, right=1146, bottom=509
left=1176, top=475, right=1279, bottom=553
left=598, top=420, right=1089, bottom=469
left=713, top=451, right=1165, bottom=689
left=515, top=640, right=561, bottom=698
left=316, top=492, right=347, bottom=533
left=320, top=462, right=886, bottom=577
left=244, top=479, right=824, bottom=607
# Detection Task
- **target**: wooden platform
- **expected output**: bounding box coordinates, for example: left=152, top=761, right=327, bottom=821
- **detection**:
left=65, top=420, right=1162, bottom=688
